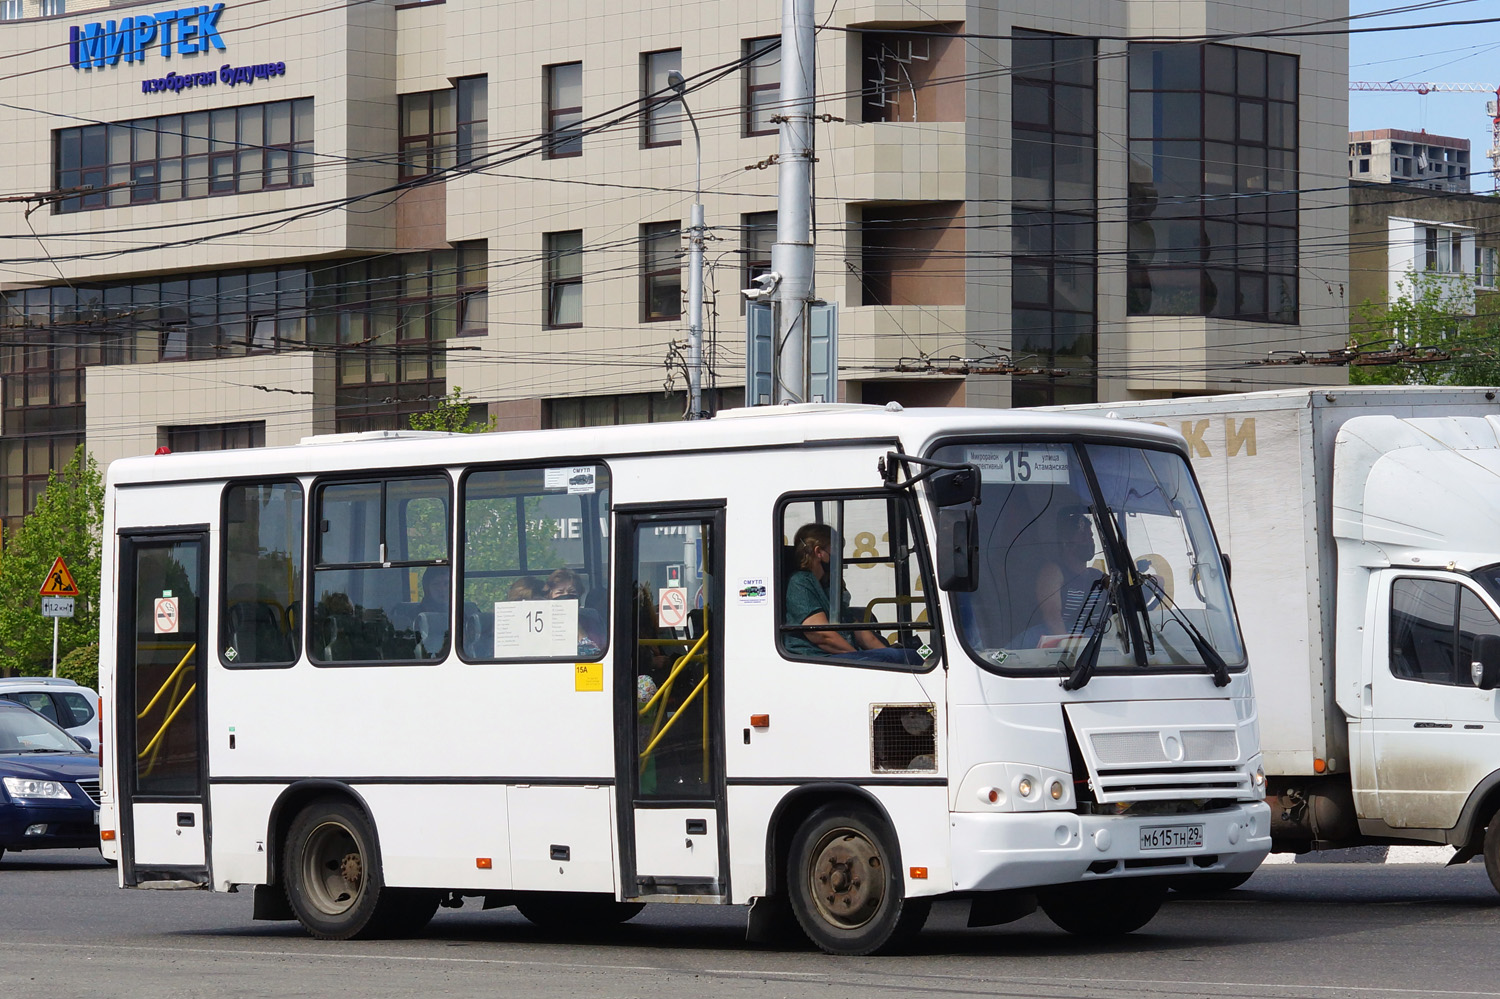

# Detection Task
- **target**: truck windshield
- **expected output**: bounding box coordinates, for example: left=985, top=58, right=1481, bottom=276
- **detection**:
left=932, top=439, right=1246, bottom=678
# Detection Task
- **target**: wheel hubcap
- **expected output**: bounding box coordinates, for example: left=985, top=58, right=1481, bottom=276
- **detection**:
left=301, top=821, right=363, bottom=916
left=808, top=827, right=885, bottom=929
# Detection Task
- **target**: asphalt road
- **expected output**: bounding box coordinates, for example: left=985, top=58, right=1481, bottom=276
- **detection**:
left=2, top=850, right=1498, bottom=999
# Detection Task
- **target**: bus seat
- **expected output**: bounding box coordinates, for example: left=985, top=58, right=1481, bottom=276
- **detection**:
left=414, top=611, right=448, bottom=658
left=226, top=600, right=293, bottom=662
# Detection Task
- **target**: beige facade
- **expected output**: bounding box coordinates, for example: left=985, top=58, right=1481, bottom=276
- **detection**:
left=0, top=0, right=1350, bottom=522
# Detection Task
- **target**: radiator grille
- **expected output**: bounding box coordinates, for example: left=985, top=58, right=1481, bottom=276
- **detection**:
left=1181, top=729, right=1239, bottom=762
left=1091, top=731, right=1167, bottom=765
left=74, top=778, right=101, bottom=806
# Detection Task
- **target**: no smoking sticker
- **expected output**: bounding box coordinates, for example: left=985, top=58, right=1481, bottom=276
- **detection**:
left=154, top=595, right=179, bottom=634
left=657, top=587, right=687, bottom=629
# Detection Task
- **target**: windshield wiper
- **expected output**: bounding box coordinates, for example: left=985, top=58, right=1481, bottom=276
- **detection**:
left=1141, top=575, right=1232, bottom=687
left=1061, top=570, right=1121, bottom=691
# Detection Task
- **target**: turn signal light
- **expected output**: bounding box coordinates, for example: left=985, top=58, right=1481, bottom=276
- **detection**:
left=1313, top=758, right=1327, bottom=774
left=476, top=857, right=492, bottom=869
left=750, top=714, right=770, bottom=728
left=100, top=830, right=115, bottom=841
left=909, top=867, right=928, bottom=879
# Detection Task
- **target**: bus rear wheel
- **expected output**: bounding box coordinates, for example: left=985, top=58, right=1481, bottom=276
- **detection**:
left=1039, top=881, right=1166, bottom=937
left=786, top=804, right=928, bottom=956
left=284, top=799, right=399, bottom=940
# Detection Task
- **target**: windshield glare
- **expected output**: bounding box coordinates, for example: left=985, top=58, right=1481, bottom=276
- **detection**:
left=935, top=440, right=1246, bottom=676
left=0, top=707, right=83, bottom=753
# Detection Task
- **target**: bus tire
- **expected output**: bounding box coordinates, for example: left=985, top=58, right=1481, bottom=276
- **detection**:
left=1484, top=815, right=1500, bottom=895
left=1038, top=881, right=1165, bottom=937
left=515, top=893, right=645, bottom=931
left=283, top=798, right=398, bottom=940
left=786, top=803, right=928, bottom=956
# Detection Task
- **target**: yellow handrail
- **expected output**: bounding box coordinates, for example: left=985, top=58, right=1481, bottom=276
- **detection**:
left=638, top=674, right=708, bottom=769
left=637, top=631, right=708, bottom=718
left=136, top=644, right=196, bottom=720
left=138, top=682, right=197, bottom=768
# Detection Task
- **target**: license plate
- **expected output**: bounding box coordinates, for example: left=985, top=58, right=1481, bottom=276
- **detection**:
left=1140, top=824, right=1202, bottom=850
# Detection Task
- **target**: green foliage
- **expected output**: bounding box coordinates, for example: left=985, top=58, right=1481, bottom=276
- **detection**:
left=408, top=386, right=498, bottom=434
left=56, top=643, right=99, bottom=690
left=0, top=446, right=104, bottom=678
left=1350, top=270, right=1500, bottom=386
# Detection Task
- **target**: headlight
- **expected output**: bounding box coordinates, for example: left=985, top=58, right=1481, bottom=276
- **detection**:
left=3, top=777, right=73, bottom=800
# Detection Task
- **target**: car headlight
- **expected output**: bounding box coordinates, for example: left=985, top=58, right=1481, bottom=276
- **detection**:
left=3, top=776, right=73, bottom=800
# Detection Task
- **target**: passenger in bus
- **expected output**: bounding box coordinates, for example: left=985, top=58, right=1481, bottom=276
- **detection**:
left=410, top=565, right=451, bottom=658
left=506, top=576, right=545, bottom=601
left=783, top=523, right=922, bottom=665
left=544, top=567, right=602, bottom=656
left=545, top=567, right=581, bottom=599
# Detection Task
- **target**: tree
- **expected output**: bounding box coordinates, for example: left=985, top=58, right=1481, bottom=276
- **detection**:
left=408, top=386, right=498, bottom=434
left=0, top=446, right=104, bottom=678
left=1350, top=270, right=1500, bottom=386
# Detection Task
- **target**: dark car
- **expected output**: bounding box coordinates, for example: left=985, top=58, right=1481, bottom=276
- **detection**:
left=0, top=699, right=100, bottom=862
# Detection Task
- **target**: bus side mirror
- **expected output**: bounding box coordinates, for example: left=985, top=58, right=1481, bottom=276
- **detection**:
left=1221, top=553, right=1232, bottom=585
left=929, top=467, right=979, bottom=508
left=1471, top=634, right=1500, bottom=690
left=936, top=505, right=978, bottom=592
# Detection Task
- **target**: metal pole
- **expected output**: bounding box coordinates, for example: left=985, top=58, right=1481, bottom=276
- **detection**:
left=670, top=71, right=707, bottom=420
left=772, top=0, right=816, bottom=404
left=51, top=615, right=59, bottom=678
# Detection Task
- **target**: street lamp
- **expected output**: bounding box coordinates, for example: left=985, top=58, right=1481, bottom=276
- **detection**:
left=668, top=69, right=707, bottom=420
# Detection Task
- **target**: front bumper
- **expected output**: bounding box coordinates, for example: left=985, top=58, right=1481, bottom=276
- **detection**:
left=950, top=800, right=1271, bottom=892
left=0, top=801, right=99, bottom=852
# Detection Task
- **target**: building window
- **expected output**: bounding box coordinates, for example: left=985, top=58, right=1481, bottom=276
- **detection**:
left=545, top=230, right=583, bottom=328
left=1012, top=29, right=1097, bottom=407
left=642, top=49, right=682, bottom=147
left=860, top=25, right=964, bottom=123
left=163, top=421, right=266, bottom=453
left=1477, top=246, right=1498, bottom=289
left=545, top=388, right=737, bottom=427
left=41, top=0, right=66, bottom=16
left=0, top=1, right=21, bottom=20
left=1423, top=226, right=1464, bottom=274
left=546, top=62, right=583, bottom=158
left=744, top=37, right=780, bottom=136
left=1127, top=42, right=1299, bottom=323
left=641, top=221, right=682, bottom=321
left=858, top=203, right=965, bottom=307
left=54, top=99, right=314, bottom=213
left=400, top=76, right=487, bottom=180
left=0, top=436, right=81, bottom=528
left=742, top=210, right=776, bottom=311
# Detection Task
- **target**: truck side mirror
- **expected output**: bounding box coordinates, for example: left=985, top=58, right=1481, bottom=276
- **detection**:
left=1471, top=634, right=1500, bottom=690
left=936, top=505, right=978, bottom=592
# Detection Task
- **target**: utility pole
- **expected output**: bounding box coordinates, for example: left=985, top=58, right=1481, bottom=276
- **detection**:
left=668, top=70, right=707, bottom=419
left=771, top=0, right=816, bottom=403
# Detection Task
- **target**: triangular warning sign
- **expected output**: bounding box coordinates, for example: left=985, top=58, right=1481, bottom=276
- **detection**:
left=39, top=556, right=80, bottom=597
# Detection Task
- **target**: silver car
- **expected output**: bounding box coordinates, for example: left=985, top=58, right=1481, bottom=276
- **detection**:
left=0, top=678, right=98, bottom=752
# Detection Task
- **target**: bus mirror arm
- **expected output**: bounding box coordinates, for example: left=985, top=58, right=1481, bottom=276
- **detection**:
left=880, top=452, right=981, bottom=508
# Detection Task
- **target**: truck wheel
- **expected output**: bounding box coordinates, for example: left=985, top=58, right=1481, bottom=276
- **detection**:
left=283, top=799, right=399, bottom=940
left=1484, top=818, right=1500, bottom=895
left=1039, top=881, right=1166, bottom=936
left=786, top=803, right=929, bottom=956
left=515, top=893, right=645, bottom=930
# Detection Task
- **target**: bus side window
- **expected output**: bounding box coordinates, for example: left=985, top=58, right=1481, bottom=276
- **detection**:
left=310, top=475, right=451, bottom=665
left=222, top=481, right=303, bottom=667
left=776, top=493, right=933, bottom=669
left=460, top=464, right=611, bottom=661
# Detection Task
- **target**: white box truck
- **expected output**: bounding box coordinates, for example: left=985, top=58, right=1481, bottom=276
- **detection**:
left=1057, top=386, right=1500, bottom=893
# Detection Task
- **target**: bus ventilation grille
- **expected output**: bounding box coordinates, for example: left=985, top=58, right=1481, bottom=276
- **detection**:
left=870, top=705, right=937, bottom=772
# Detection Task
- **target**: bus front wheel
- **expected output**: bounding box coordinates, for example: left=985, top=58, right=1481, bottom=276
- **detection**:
left=1484, top=815, right=1500, bottom=895
left=284, top=799, right=399, bottom=940
left=786, top=803, right=928, bottom=956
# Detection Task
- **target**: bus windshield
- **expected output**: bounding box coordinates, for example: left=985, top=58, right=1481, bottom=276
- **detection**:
left=931, top=439, right=1246, bottom=678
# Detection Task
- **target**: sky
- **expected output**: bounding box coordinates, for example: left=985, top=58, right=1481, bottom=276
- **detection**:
left=1348, top=0, right=1500, bottom=190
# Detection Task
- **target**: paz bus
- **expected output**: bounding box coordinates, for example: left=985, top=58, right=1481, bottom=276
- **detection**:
left=97, top=403, right=1269, bottom=954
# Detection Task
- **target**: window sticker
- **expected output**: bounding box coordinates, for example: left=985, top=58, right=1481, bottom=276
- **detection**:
left=544, top=466, right=597, bottom=494
left=737, top=577, right=768, bottom=605
left=494, top=598, right=579, bottom=658
left=966, top=447, right=1070, bottom=484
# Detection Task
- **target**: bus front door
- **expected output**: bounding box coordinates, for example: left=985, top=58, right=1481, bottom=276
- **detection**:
left=616, top=507, right=727, bottom=900
left=116, top=532, right=209, bottom=885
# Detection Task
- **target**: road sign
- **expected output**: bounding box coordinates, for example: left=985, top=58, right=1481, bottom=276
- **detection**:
left=39, top=556, right=80, bottom=597
left=41, top=597, right=74, bottom=618
left=657, top=586, right=688, bottom=629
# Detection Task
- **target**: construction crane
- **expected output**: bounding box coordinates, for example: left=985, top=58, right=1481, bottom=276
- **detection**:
left=1349, top=81, right=1500, bottom=181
